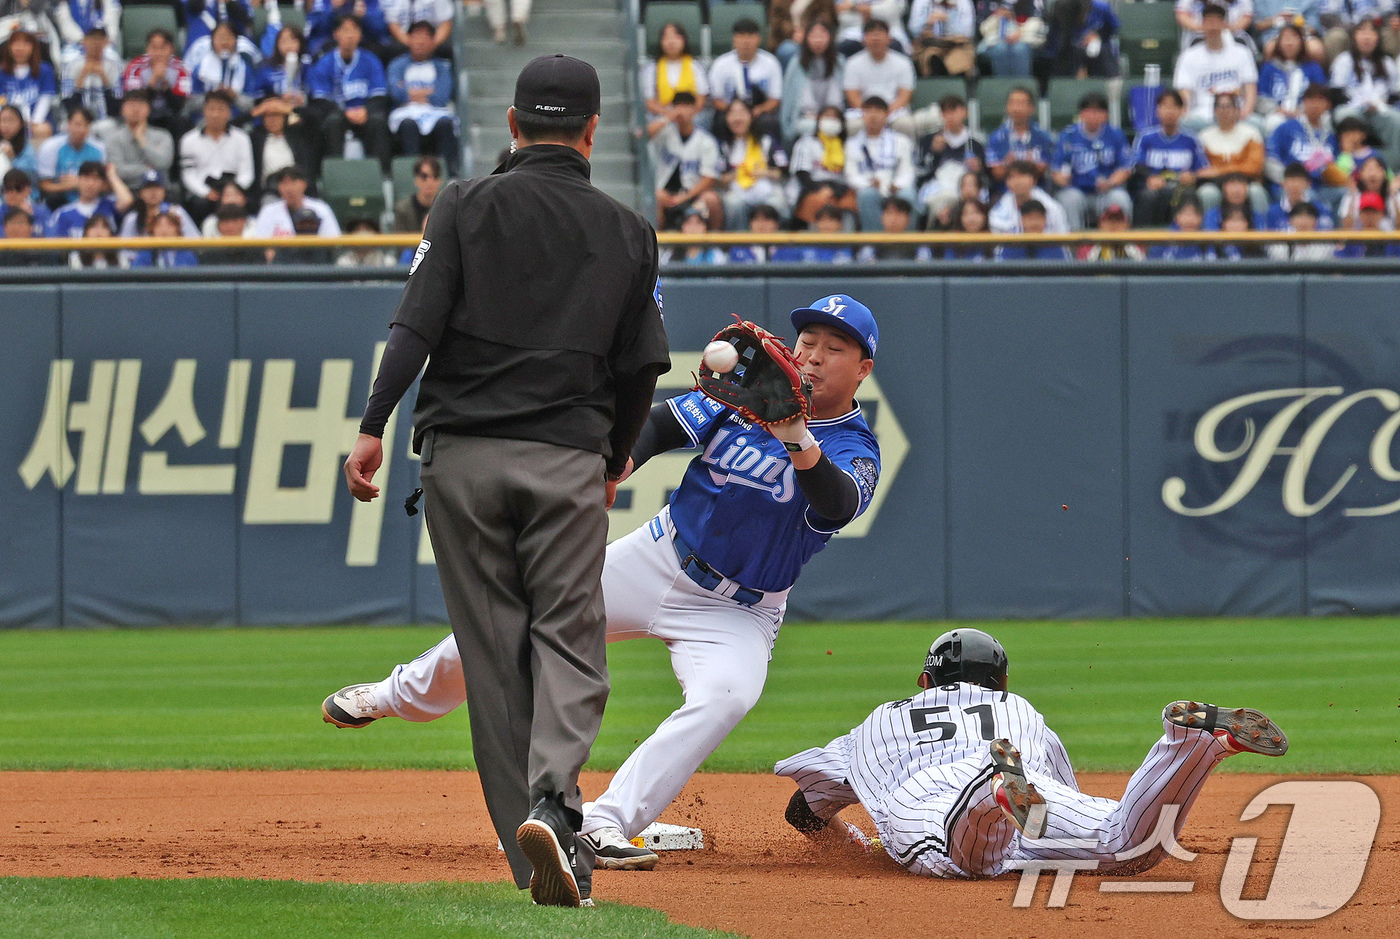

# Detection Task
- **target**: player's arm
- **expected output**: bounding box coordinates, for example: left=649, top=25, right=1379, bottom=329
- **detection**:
left=628, top=402, right=693, bottom=471
left=345, top=323, right=430, bottom=501
left=346, top=186, right=463, bottom=501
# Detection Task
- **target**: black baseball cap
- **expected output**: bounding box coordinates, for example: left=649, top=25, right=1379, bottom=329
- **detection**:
left=514, top=54, right=600, bottom=118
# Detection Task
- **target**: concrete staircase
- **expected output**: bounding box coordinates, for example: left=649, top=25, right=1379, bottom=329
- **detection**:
left=456, top=0, right=639, bottom=207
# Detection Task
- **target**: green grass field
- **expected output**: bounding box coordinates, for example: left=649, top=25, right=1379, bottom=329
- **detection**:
left=0, top=878, right=723, bottom=939
left=2, top=619, right=1396, bottom=774
left=3, top=620, right=1395, bottom=938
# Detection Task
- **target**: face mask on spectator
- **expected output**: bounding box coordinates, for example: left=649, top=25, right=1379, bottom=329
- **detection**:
left=818, top=117, right=843, bottom=137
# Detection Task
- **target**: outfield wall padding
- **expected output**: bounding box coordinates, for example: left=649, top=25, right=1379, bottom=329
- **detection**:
left=4, top=274, right=1399, bottom=626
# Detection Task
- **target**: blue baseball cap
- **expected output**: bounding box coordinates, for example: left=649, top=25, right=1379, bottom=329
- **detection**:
left=790, top=294, right=878, bottom=359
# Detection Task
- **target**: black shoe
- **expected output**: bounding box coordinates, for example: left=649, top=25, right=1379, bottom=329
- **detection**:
left=1165, top=701, right=1288, bottom=757
left=517, top=795, right=582, bottom=908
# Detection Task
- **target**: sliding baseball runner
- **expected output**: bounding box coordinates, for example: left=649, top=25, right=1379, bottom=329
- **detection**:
left=323, top=295, right=884, bottom=871
left=778, top=628, right=1289, bottom=879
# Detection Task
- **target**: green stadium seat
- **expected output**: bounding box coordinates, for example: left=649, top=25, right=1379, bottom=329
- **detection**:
left=912, top=77, right=969, bottom=112
left=121, top=5, right=178, bottom=59
left=320, top=158, right=386, bottom=227
left=391, top=156, right=420, bottom=205
left=974, top=77, right=1039, bottom=135
left=644, top=2, right=704, bottom=58
left=1046, top=77, right=1120, bottom=130
left=1118, top=2, right=1180, bottom=80
left=253, top=5, right=308, bottom=37
left=707, top=1, right=767, bottom=57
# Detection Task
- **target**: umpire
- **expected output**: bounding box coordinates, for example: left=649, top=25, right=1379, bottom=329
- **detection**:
left=344, top=54, right=670, bottom=908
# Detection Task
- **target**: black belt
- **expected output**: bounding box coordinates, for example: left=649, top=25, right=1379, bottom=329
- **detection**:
left=670, top=529, right=765, bottom=606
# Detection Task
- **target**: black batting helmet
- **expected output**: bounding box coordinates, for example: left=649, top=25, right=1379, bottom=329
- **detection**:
left=920, top=628, right=1008, bottom=692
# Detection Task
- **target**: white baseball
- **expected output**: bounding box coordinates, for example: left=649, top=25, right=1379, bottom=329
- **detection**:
left=704, top=341, right=739, bottom=373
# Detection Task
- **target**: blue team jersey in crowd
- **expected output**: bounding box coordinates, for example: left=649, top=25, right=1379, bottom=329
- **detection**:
left=995, top=244, right=1072, bottom=261
left=0, top=200, right=52, bottom=233
left=1268, top=118, right=1339, bottom=183
left=309, top=48, right=387, bottom=108
left=985, top=120, right=1056, bottom=169
left=1265, top=198, right=1334, bottom=230
left=0, top=63, right=56, bottom=123
left=663, top=390, right=880, bottom=592
left=1203, top=206, right=1268, bottom=230
left=1257, top=61, right=1327, bottom=107
left=770, top=245, right=853, bottom=264
left=1132, top=128, right=1209, bottom=175
left=1053, top=122, right=1133, bottom=192
left=47, top=197, right=117, bottom=238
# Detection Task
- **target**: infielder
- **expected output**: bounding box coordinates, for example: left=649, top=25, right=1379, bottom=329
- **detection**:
left=324, top=295, right=882, bottom=872
left=777, top=628, right=1289, bottom=879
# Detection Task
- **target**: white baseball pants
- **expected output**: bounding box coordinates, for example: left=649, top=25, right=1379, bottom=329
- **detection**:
left=781, top=714, right=1231, bottom=878
left=372, top=508, right=788, bottom=840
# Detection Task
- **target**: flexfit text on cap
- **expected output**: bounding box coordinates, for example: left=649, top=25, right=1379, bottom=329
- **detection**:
left=790, top=294, right=878, bottom=360
left=514, top=54, right=601, bottom=118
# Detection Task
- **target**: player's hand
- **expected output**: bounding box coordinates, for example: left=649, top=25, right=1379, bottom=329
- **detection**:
left=768, top=415, right=808, bottom=444
left=345, top=433, right=383, bottom=501
left=605, top=476, right=618, bottom=509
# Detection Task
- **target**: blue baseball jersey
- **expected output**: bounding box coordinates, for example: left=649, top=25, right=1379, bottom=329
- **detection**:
left=770, top=245, right=853, bottom=264
left=1132, top=129, right=1209, bottom=175
left=1203, top=205, right=1267, bottom=230
left=47, top=197, right=117, bottom=238
left=985, top=120, right=1056, bottom=170
left=1053, top=122, right=1132, bottom=193
left=1257, top=61, right=1327, bottom=108
left=1265, top=197, right=1334, bottom=230
left=309, top=48, right=388, bottom=108
left=994, top=244, right=1072, bottom=261
left=663, top=390, right=880, bottom=592
left=1267, top=118, right=1339, bottom=184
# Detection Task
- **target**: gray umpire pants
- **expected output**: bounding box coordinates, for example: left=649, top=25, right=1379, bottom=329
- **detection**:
left=419, top=432, right=610, bottom=889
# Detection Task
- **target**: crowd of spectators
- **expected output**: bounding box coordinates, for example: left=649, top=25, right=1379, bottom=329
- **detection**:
left=645, top=1, right=1400, bottom=262
left=3, top=0, right=1400, bottom=266
left=0, top=0, right=461, bottom=265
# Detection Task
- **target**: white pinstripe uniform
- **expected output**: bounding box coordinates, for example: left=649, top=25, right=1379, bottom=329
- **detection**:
left=776, top=682, right=1235, bottom=878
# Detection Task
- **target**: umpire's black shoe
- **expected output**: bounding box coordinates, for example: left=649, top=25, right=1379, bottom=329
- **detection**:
left=517, top=795, right=585, bottom=908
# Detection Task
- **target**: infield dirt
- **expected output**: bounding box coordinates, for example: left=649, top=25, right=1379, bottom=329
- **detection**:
left=1, top=770, right=1394, bottom=937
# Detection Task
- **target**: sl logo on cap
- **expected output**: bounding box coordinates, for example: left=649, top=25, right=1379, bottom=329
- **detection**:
left=820, top=296, right=848, bottom=317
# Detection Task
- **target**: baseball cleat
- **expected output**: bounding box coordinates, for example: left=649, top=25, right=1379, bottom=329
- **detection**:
left=989, top=739, right=1048, bottom=839
left=321, top=684, right=385, bottom=728
left=517, top=804, right=582, bottom=908
left=583, top=827, right=660, bottom=871
left=1166, top=701, right=1288, bottom=757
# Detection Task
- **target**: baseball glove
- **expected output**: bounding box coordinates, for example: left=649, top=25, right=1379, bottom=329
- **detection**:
left=696, top=316, right=812, bottom=428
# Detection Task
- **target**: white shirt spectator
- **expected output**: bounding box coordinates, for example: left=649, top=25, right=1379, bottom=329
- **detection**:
left=845, top=127, right=916, bottom=191
left=651, top=122, right=722, bottom=192
left=178, top=125, right=255, bottom=198
left=908, top=0, right=977, bottom=40
left=708, top=49, right=785, bottom=107
left=253, top=197, right=342, bottom=236
left=382, top=0, right=454, bottom=31
left=837, top=0, right=912, bottom=49
left=842, top=48, right=917, bottom=110
left=989, top=186, right=1070, bottom=232
left=1329, top=52, right=1399, bottom=113
left=1174, top=0, right=1254, bottom=46
left=1174, top=35, right=1259, bottom=123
